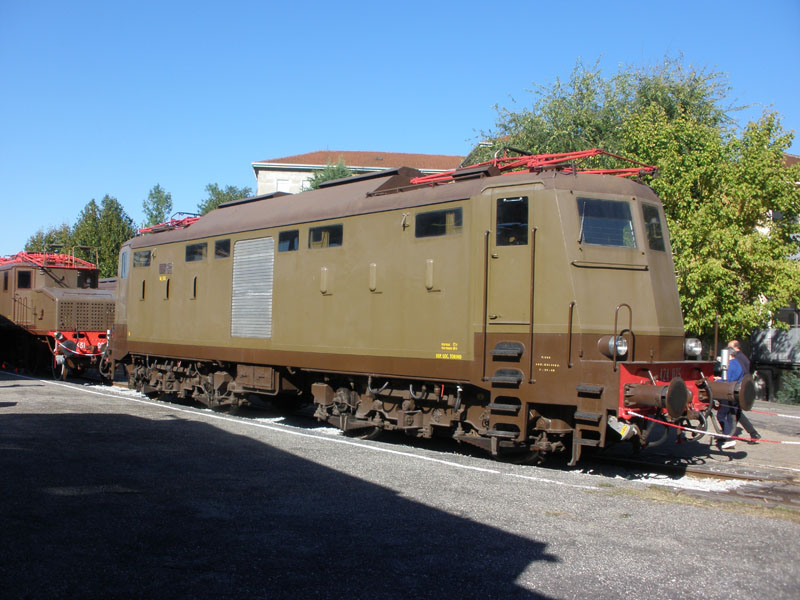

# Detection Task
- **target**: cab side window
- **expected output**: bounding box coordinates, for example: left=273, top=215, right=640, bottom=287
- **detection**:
left=186, top=243, right=207, bottom=262
left=119, top=251, right=129, bottom=279
left=309, top=225, right=343, bottom=249
left=279, top=230, right=299, bottom=252
left=416, top=208, right=463, bottom=238
left=642, top=204, right=666, bottom=251
left=496, top=197, right=528, bottom=246
left=215, top=239, right=231, bottom=259
left=17, top=270, right=32, bottom=289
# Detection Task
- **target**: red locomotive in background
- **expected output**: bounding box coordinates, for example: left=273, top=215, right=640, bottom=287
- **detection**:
left=0, top=252, right=115, bottom=380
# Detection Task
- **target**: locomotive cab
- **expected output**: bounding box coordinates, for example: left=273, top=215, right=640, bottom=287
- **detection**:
left=472, top=171, right=707, bottom=463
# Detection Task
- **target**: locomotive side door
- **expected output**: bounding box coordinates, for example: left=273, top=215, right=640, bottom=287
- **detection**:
left=487, top=192, right=532, bottom=327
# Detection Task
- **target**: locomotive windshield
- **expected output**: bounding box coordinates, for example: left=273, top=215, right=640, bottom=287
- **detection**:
left=577, top=197, right=636, bottom=248
left=133, top=250, right=151, bottom=267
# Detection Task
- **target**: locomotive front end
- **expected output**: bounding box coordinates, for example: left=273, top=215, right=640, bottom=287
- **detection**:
left=613, top=359, right=756, bottom=449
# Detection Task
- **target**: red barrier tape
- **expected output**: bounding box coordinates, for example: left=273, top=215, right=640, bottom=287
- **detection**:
left=627, top=411, right=800, bottom=445
left=53, top=339, right=103, bottom=358
left=749, top=408, right=800, bottom=420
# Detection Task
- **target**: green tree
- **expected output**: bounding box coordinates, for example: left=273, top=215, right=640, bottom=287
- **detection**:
left=24, top=223, right=72, bottom=253
left=479, top=58, right=800, bottom=342
left=307, top=158, right=354, bottom=190
left=142, top=184, right=173, bottom=228
left=70, top=199, right=103, bottom=265
left=97, top=195, right=137, bottom=278
left=71, top=196, right=135, bottom=277
left=197, top=183, right=253, bottom=215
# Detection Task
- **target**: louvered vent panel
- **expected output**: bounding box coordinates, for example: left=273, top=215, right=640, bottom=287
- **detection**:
left=58, top=302, right=75, bottom=330
left=76, top=303, right=91, bottom=330
left=57, top=300, right=115, bottom=331
left=85, top=302, right=115, bottom=330
left=231, top=237, right=274, bottom=338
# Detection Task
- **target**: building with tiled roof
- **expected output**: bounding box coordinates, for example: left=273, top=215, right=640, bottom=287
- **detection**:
left=252, top=150, right=464, bottom=195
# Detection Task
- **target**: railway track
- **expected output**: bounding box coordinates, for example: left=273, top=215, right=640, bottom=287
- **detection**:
left=588, top=453, right=791, bottom=482
left=586, top=453, right=800, bottom=510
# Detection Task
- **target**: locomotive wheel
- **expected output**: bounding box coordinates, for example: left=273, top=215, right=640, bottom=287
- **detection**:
left=345, top=426, right=383, bottom=441
left=676, top=413, right=707, bottom=441
left=502, top=449, right=543, bottom=465
left=98, top=354, right=114, bottom=386
left=51, top=357, right=68, bottom=381
left=642, top=419, right=670, bottom=448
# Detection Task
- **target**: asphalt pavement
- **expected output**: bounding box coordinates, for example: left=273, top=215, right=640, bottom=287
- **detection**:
left=1, top=371, right=798, bottom=599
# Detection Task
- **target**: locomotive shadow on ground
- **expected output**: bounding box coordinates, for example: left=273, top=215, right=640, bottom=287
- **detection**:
left=0, top=410, right=558, bottom=600
left=144, top=397, right=763, bottom=482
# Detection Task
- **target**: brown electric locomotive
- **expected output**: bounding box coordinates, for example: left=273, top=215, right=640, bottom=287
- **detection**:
left=0, top=252, right=115, bottom=379
left=107, top=149, right=753, bottom=464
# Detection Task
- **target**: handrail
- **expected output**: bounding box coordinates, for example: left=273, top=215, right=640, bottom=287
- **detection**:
left=481, top=230, right=491, bottom=381
left=567, top=301, right=576, bottom=368
left=12, top=295, right=33, bottom=327
left=528, top=227, right=538, bottom=383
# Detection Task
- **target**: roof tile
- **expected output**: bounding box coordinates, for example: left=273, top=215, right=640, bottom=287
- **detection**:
left=256, top=150, right=463, bottom=171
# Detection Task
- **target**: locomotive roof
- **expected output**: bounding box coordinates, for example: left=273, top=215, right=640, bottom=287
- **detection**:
left=129, top=167, right=660, bottom=249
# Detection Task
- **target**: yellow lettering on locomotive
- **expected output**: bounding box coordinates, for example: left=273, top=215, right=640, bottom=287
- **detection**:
left=535, top=361, right=560, bottom=373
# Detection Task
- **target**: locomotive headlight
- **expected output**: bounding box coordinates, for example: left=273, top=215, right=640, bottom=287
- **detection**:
left=684, top=338, right=703, bottom=359
left=598, top=335, right=628, bottom=359
left=612, top=336, right=628, bottom=358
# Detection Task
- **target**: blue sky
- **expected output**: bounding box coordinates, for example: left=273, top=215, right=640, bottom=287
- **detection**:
left=1, top=0, right=798, bottom=256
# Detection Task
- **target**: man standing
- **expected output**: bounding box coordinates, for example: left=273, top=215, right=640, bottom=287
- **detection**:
left=717, top=343, right=742, bottom=449
left=719, top=340, right=761, bottom=450
left=727, top=340, right=761, bottom=442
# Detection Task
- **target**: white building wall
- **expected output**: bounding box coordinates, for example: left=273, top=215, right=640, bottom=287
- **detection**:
left=256, top=169, right=313, bottom=195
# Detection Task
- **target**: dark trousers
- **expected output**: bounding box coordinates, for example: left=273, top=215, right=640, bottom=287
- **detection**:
left=737, top=412, right=759, bottom=438
left=718, top=403, right=735, bottom=436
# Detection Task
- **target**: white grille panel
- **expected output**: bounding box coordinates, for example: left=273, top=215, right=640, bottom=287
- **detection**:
left=231, top=237, right=274, bottom=338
